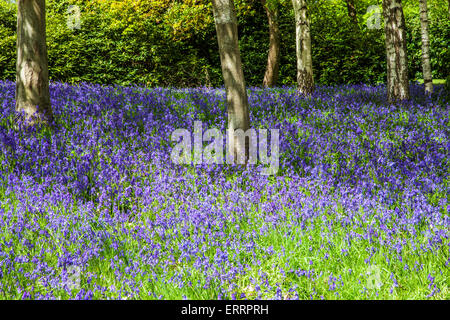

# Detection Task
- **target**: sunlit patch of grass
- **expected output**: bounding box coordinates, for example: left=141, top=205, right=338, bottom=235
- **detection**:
left=415, top=79, right=446, bottom=84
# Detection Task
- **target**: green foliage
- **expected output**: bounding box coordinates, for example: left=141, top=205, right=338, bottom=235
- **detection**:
left=0, top=3, right=16, bottom=81
left=0, top=0, right=448, bottom=87
left=309, top=0, right=386, bottom=85
left=44, top=0, right=215, bottom=86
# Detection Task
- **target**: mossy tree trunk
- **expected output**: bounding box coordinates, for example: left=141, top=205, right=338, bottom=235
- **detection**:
left=292, top=0, right=314, bottom=96
left=211, top=0, right=250, bottom=163
left=419, top=0, right=433, bottom=94
left=382, top=0, right=410, bottom=102
left=16, top=0, right=53, bottom=126
left=262, top=0, right=281, bottom=87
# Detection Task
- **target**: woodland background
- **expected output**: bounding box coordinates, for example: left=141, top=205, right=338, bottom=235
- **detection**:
left=0, top=0, right=448, bottom=87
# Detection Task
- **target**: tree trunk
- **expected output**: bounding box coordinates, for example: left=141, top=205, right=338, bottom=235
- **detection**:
left=292, top=0, right=314, bottom=96
left=346, top=0, right=359, bottom=27
left=262, top=0, right=281, bottom=87
left=419, top=0, right=433, bottom=94
left=382, top=0, right=410, bottom=102
left=16, top=0, right=53, bottom=126
left=211, top=0, right=250, bottom=164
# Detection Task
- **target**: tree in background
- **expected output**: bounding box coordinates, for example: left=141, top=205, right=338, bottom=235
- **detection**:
left=419, top=0, right=433, bottom=94
left=16, top=0, right=53, bottom=126
left=292, top=0, right=314, bottom=95
left=211, top=0, right=250, bottom=164
left=346, top=0, right=359, bottom=27
left=261, top=0, right=281, bottom=87
left=382, top=0, right=410, bottom=102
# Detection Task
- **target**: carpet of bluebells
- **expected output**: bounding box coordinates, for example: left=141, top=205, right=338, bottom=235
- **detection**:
left=0, top=80, right=448, bottom=300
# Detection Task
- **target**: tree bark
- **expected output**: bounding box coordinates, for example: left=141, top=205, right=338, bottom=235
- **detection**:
left=262, top=0, right=281, bottom=87
left=382, top=0, right=410, bottom=102
left=346, top=0, right=359, bottom=27
left=211, top=0, right=250, bottom=164
left=16, top=0, right=53, bottom=126
left=292, top=0, right=314, bottom=96
left=419, top=0, right=433, bottom=94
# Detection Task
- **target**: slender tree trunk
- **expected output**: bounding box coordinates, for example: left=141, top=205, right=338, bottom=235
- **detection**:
left=292, top=0, right=314, bottom=95
left=419, top=0, right=433, bottom=94
left=211, top=0, right=250, bottom=163
left=262, top=0, right=281, bottom=87
left=346, top=0, right=359, bottom=27
left=382, top=0, right=410, bottom=102
left=16, top=0, right=53, bottom=126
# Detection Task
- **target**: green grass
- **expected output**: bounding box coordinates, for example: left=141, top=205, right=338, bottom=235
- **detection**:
left=414, top=79, right=446, bottom=84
